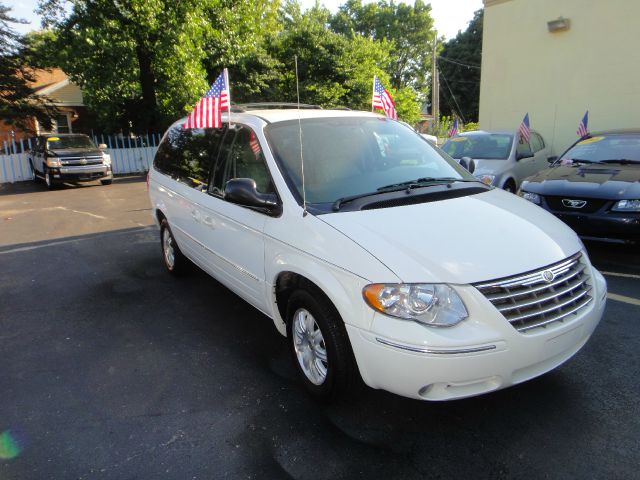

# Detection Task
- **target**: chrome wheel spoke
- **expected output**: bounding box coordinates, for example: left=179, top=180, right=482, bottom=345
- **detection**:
left=292, top=308, right=328, bottom=386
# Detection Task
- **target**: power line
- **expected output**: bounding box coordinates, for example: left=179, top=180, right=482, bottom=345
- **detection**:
left=438, top=67, right=466, bottom=124
left=437, top=56, right=481, bottom=70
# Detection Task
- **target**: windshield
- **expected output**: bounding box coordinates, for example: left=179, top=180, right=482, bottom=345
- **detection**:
left=442, top=134, right=513, bottom=159
left=560, top=134, right=640, bottom=163
left=265, top=117, right=474, bottom=205
left=45, top=135, right=96, bottom=150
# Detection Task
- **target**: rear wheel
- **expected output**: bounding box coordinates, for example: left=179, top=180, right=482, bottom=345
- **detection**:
left=286, top=288, right=360, bottom=400
left=160, top=218, right=187, bottom=275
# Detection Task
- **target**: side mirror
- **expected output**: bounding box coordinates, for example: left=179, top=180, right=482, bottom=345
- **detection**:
left=224, top=178, right=281, bottom=215
left=98, top=143, right=108, bottom=150
left=458, top=156, right=476, bottom=173
left=516, top=151, right=534, bottom=161
left=547, top=155, right=558, bottom=163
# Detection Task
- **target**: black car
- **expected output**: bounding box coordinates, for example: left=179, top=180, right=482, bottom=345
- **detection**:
left=520, top=130, right=640, bottom=244
left=29, top=133, right=113, bottom=189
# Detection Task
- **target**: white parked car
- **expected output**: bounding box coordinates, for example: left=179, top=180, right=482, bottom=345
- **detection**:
left=148, top=107, right=606, bottom=401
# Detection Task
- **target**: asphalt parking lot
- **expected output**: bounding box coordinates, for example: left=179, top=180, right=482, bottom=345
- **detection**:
left=1, top=177, right=639, bottom=479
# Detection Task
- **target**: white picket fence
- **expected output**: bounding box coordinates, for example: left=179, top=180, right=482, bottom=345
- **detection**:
left=0, top=133, right=163, bottom=184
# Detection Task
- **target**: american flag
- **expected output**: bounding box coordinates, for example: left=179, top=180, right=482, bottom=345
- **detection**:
left=518, top=113, right=531, bottom=143
left=372, top=76, right=397, bottom=120
left=249, top=131, right=261, bottom=156
left=577, top=111, right=589, bottom=138
left=184, top=70, right=229, bottom=129
left=448, top=118, right=459, bottom=137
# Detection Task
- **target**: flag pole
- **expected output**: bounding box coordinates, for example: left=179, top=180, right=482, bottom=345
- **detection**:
left=224, top=68, right=232, bottom=128
left=371, top=76, right=375, bottom=113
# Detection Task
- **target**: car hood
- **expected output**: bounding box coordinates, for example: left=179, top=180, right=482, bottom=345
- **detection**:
left=49, top=148, right=104, bottom=158
left=320, top=189, right=581, bottom=284
left=522, top=164, right=640, bottom=198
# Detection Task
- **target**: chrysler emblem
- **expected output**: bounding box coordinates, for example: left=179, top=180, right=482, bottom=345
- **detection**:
left=542, top=270, right=555, bottom=283
left=562, top=199, right=587, bottom=209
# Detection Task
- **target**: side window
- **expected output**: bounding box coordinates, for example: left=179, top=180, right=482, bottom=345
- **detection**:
left=530, top=133, right=545, bottom=152
left=210, top=126, right=273, bottom=196
left=154, top=125, right=226, bottom=189
left=516, top=136, right=532, bottom=156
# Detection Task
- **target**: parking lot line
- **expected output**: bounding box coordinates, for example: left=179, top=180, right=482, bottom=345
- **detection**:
left=607, top=292, right=640, bottom=307
left=601, top=271, right=640, bottom=280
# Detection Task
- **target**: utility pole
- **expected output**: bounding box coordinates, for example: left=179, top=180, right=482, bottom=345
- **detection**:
left=431, top=34, right=439, bottom=130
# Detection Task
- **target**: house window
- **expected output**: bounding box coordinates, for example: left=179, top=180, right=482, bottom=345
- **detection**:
left=55, top=113, right=72, bottom=133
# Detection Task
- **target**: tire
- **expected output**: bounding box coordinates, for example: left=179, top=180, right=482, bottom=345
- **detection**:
left=503, top=180, right=517, bottom=193
left=286, top=288, right=360, bottom=401
left=100, top=179, right=113, bottom=185
left=43, top=167, right=55, bottom=190
left=160, top=218, right=188, bottom=275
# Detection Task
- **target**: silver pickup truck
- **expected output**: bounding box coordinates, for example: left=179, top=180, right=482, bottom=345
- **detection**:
left=29, top=133, right=113, bottom=189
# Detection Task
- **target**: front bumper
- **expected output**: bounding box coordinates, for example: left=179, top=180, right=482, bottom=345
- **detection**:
left=346, top=269, right=607, bottom=401
left=549, top=209, right=640, bottom=244
left=50, top=164, right=112, bottom=183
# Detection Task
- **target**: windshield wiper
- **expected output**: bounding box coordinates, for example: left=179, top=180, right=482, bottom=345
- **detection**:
left=376, top=177, right=477, bottom=193
left=598, top=159, right=640, bottom=165
left=332, top=178, right=478, bottom=211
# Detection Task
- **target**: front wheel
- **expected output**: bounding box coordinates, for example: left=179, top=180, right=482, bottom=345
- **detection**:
left=100, top=179, right=113, bottom=185
left=44, top=168, right=55, bottom=190
left=286, top=288, right=360, bottom=400
left=503, top=180, right=517, bottom=193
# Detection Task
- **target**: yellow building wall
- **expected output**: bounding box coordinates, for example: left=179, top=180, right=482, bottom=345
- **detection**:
left=479, top=0, right=640, bottom=153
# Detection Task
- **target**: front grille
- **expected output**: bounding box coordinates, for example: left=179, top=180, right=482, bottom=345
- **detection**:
left=60, top=156, right=104, bottom=166
left=474, top=252, right=592, bottom=333
left=544, top=196, right=607, bottom=214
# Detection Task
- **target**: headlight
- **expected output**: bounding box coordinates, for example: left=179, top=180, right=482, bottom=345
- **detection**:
left=612, top=199, right=640, bottom=212
left=475, top=174, right=495, bottom=186
left=520, top=191, right=541, bottom=205
left=102, top=152, right=111, bottom=166
left=362, top=284, right=468, bottom=327
left=45, top=157, right=61, bottom=167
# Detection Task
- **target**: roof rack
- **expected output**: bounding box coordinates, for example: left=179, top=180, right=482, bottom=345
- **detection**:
left=230, top=102, right=323, bottom=112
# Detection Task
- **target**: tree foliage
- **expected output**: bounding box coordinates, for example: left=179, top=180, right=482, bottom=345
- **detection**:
left=0, top=3, right=55, bottom=133
left=32, top=0, right=431, bottom=131
left=438, top=9, right=483, bottom=123
left=331, top=0, right=435, bottom=94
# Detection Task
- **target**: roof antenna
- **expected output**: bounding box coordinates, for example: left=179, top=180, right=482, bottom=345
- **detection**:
left=295, top=55, right=308, bottom=217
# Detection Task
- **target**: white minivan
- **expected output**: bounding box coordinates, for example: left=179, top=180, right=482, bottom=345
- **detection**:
left=148, top=107, right=606, bottom=401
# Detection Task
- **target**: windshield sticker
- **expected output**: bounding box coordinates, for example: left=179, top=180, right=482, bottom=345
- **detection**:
left=47, top=137, right=60, bottom=142
left=450, top=137, right=467, bottom=142
left=578, top=136, right=604, bottom=145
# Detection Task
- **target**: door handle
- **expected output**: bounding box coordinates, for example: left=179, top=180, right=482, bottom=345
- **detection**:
left=191, top=209, right=201, bottom=223
left=202, top=215, right=215, bottom=228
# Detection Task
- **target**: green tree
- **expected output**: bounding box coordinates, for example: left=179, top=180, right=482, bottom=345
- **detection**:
left=0, top=4, right=55, bottom=132
left=37, top=0, right=211, bottom=132
left=438, top=9, right=483, bottom=123
left=331, top=0, right=436, bottom=94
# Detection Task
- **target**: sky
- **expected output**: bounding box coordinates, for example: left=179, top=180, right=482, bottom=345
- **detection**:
left=6, top=0, right=483, bottom=40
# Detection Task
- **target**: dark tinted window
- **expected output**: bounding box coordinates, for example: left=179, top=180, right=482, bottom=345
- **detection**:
left=210, top=126, right=273, bottom=195
left=560, top=134, right=640, bottom=162
left=154, top=126, right=226, bottom=188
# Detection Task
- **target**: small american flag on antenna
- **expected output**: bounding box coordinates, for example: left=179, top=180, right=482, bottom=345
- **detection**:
left=518, top=113, right=531, bottom=143
left=448, top=118, right=459, bottom=137
left=184, top=70, right=229, bottom=129
left=372, top=76, right=397, bottom=120
left=577, top=111, right=589, bottom=138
